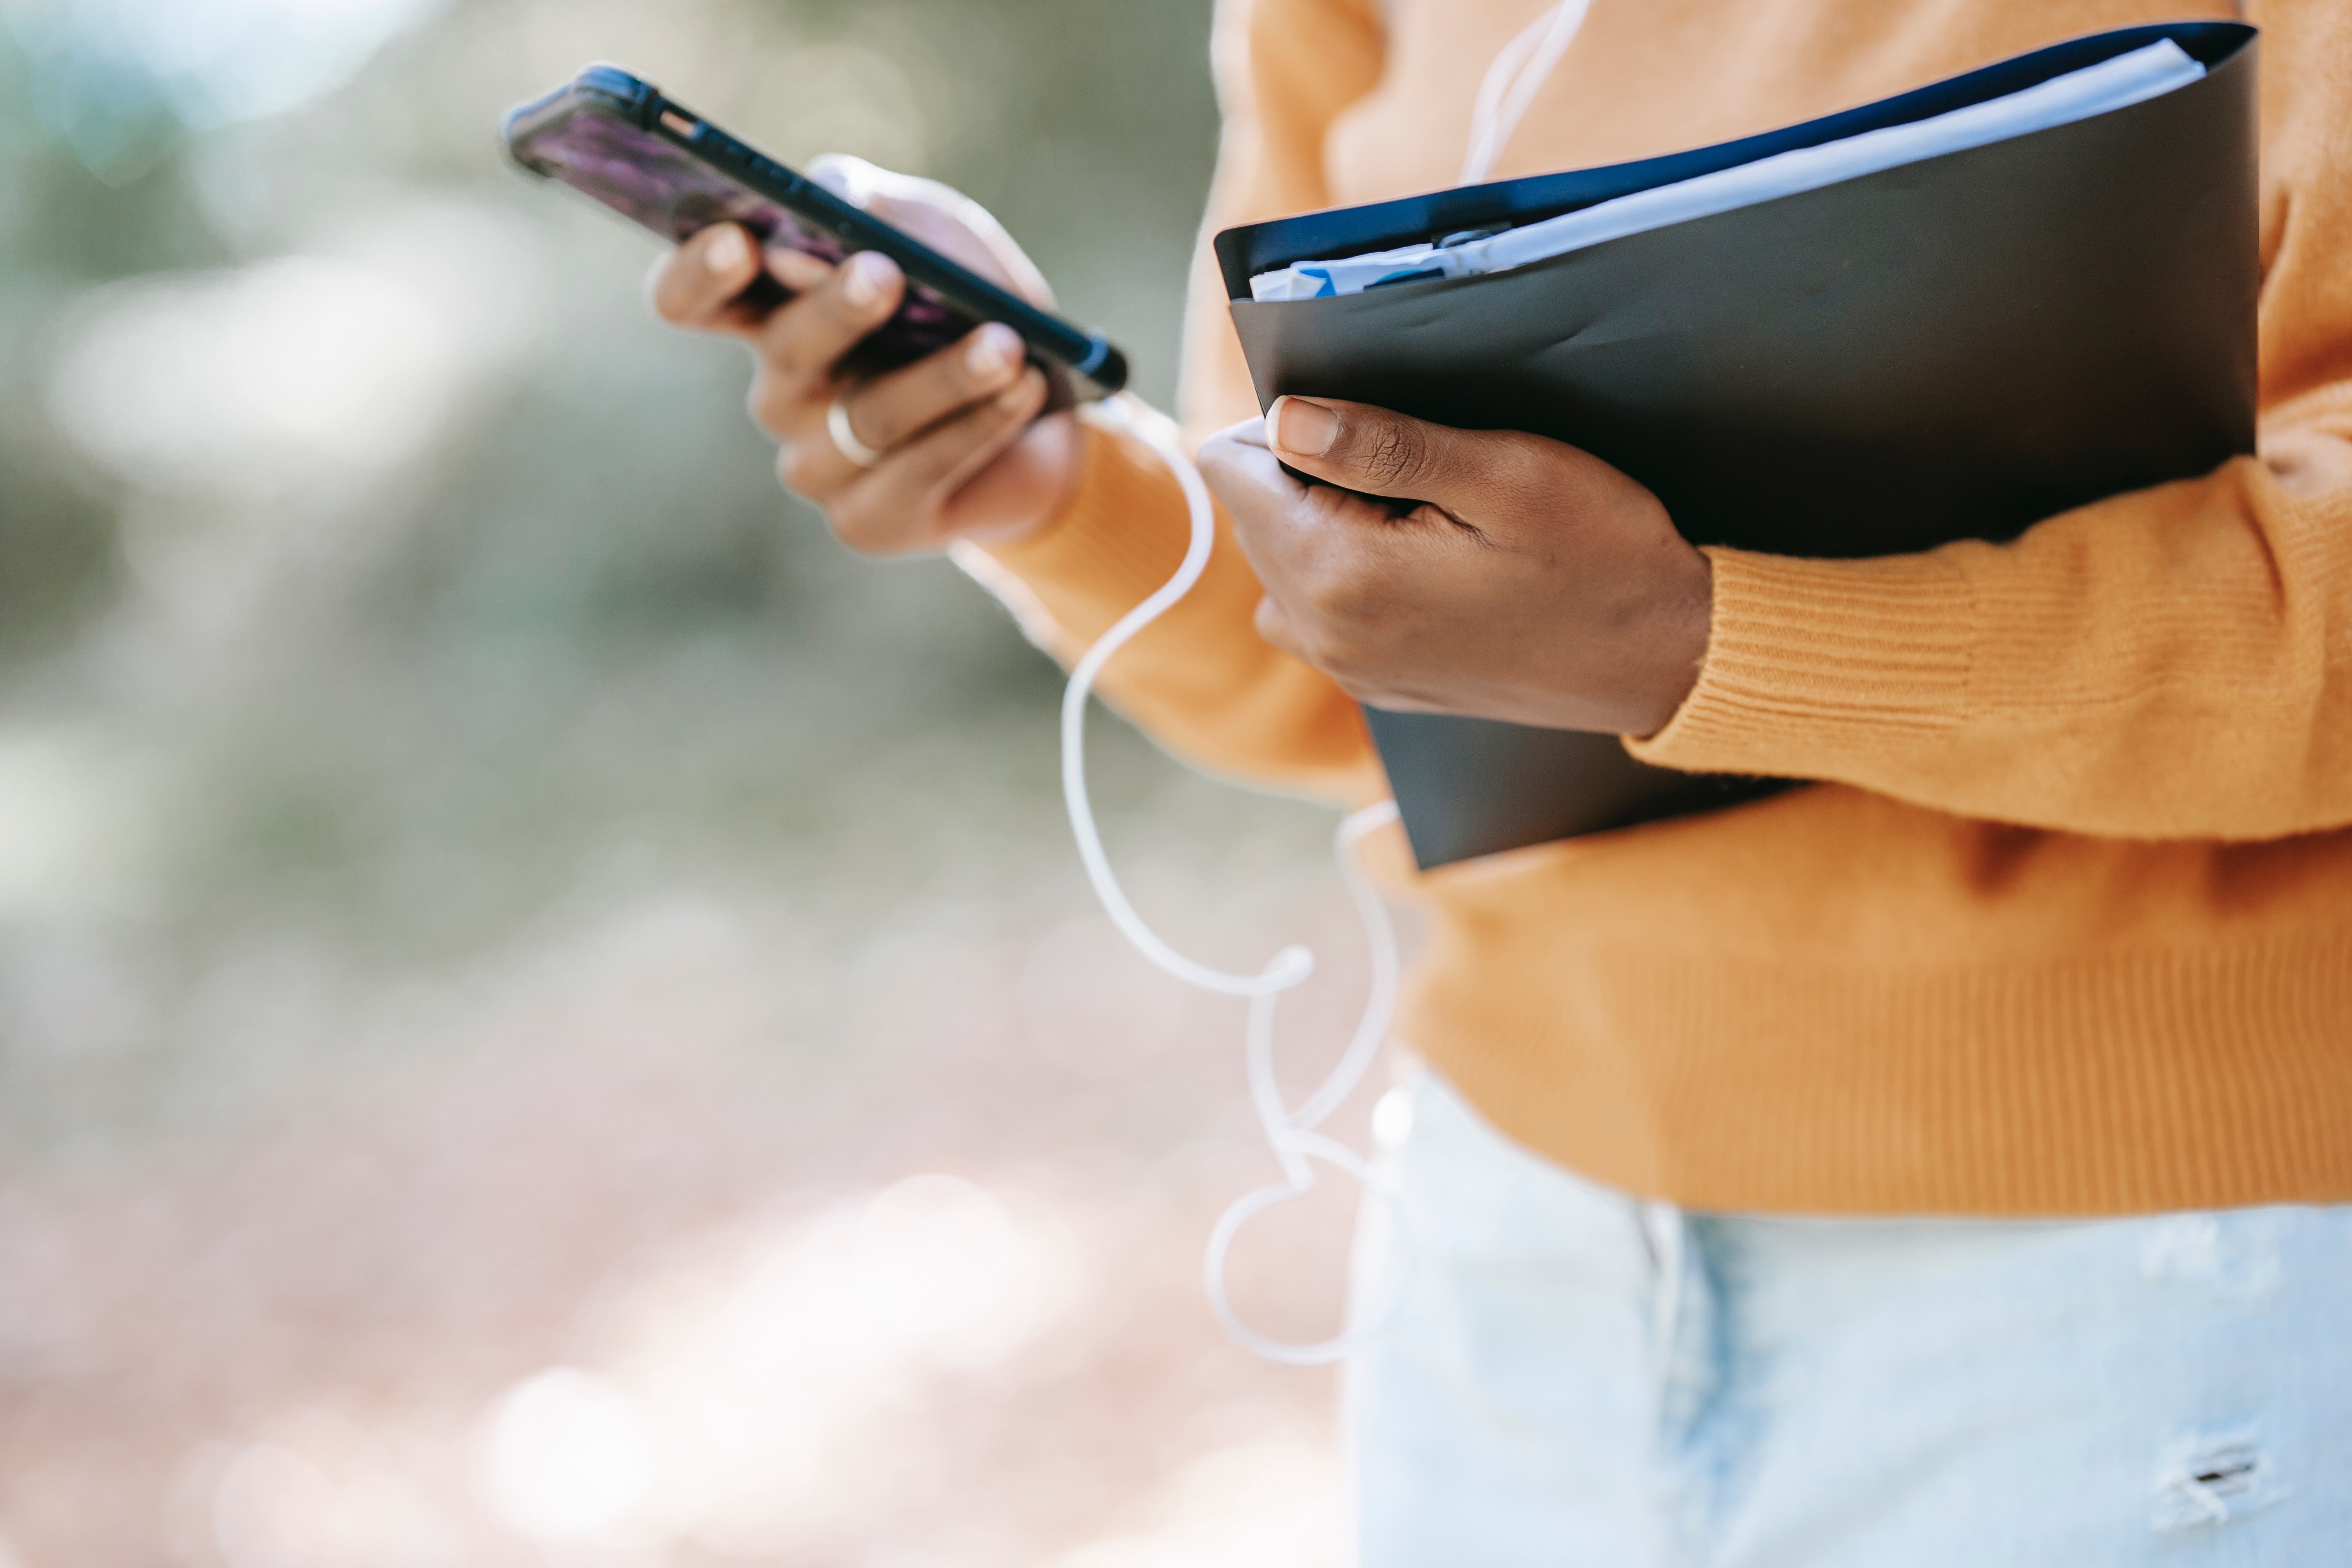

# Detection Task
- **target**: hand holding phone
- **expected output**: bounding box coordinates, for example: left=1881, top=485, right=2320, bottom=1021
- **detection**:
left=648, top=176, right=1084, bottom=555
left=506, top=69, right=1120, bottom=554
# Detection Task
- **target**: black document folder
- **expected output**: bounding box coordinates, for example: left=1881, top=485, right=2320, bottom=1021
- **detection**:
left=1215, top=22, right=2257, bottom=868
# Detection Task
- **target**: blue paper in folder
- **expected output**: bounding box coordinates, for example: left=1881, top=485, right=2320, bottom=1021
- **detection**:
left=1216, top=22, right=2259, bottom=869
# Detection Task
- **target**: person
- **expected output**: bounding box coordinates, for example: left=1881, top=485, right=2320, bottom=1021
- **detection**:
left=648, top=0, right=2352, bottom=1560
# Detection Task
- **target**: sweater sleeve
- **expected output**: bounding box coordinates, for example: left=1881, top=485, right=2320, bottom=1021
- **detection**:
left=1630, top=0, right=2352, bottom=843
left=972, top=0, right=1390, bottom=805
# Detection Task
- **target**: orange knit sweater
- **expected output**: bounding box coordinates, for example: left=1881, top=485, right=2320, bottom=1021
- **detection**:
left=986, top=0, right=2352, bottom=1215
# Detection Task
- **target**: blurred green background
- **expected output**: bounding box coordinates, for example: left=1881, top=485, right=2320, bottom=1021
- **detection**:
left=0, top=0, right=1387, bottom=1563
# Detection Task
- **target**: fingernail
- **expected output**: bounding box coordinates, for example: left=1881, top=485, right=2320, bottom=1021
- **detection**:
left=1270, top=396, right=1338, bottom=457
left=842, top=251, right=897, bottom=309
left=967, top=323, right=1021, bottom=379
left=702, top=225, right=748, bottom=276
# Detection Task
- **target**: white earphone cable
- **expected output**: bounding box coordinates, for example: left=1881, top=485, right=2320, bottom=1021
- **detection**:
left=1059, top=395, right=1408, bottom=1366
left=1032, top=0, right=1588, bottom=1367
left=1461, top=0, right=1592, bottom=184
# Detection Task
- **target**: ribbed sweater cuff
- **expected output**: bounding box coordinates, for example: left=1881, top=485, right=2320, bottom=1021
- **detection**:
left=973, top=418, right=1191, bottom=661
left=1630, top=546, right=1975, bottom=778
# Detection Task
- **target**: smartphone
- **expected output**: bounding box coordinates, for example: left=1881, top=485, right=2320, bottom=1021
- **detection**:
left=503, top=64, right=1129, bottom=405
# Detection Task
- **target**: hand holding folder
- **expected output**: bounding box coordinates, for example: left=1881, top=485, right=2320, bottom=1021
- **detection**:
left=1202, top=398, right=1714, bottom=739
left=1215, top=22, right=2258, bottom=868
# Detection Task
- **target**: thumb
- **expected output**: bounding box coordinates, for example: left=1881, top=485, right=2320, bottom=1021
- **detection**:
left=808, top=153, right=1056, bottom=308
left=1266, top=396, right=1495, bottom=505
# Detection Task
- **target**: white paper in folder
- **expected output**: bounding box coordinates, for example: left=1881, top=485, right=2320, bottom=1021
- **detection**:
left=1250, top=38, right=2204, bottom=302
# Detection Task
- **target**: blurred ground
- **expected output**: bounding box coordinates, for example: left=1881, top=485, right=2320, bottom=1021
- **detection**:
left=0, top=1, right=1401, bottom=1562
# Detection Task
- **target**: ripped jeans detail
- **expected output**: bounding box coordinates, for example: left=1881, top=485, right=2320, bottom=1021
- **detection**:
left=1348, top=1071, right=2352, bottom=1568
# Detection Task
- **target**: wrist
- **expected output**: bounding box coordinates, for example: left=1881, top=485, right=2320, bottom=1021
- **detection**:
left=978, top=416, right=1191, bottom=598
left=1626, top=544, right=1713, bottom=739
left=948, top=410, right=1085, bottom=549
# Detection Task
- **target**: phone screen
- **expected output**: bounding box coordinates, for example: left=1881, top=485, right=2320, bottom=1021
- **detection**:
left=515, top=106, right=972, bottom=374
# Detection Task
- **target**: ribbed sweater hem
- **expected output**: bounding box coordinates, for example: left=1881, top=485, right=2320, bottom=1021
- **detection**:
left=978, top=417, right=1193, bottom=663
left=1405, top=925, right=2352, bottom=1217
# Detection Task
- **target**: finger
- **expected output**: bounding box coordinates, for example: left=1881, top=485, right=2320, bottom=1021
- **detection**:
left=1201, top=423, right=1378, bottom=647
left=1206, top=417, right=1474, bottom=680
left=775, top=336, right=998, bottom=501
left=1252, top=589, right=1419, bottom=710
left=648, top=223, right=764, bottom=332
left=827, top=370, right=1050, bottom=553
left=1265, top=395, right=1519, bottom=509
left=880, top=367, right=1049, bottom=512
left=773, top=405, right=866, bottom=503
left=772, top=320, right=1023, bottom=497
left=809, top=152, right=1054, bottom=305
left=753, top=250, right=904, bottom=385
left=1253, top=593, right=1307, bottom=661
left=837, top=323, right=1027, bottom=453
left=1196, top=419, right=1347, bottom=584
left=1195, top=419, right=1307, bottom=515
left=1226, top=414, right=1275, bottom=452
left=764, top=247, right=835, bottom=293
left=744, top=251, right=908, bottom=440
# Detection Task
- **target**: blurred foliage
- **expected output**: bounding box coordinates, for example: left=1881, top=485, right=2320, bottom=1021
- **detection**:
left=0, top=0, right=1228, bottom=975
left=0, top=12, right=1390, bottom=1567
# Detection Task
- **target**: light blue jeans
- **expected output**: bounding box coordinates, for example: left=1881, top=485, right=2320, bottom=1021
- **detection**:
left=1347, top=1071, right=2352, bottom=1566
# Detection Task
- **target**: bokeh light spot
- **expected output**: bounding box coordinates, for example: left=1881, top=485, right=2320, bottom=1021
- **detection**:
left=479, top=1367, right=655, bottom=1542
left=853, top=1173, right=1017, bottom=1340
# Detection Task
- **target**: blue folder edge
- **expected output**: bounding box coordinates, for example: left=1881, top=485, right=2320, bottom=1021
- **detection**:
left=1215, top=22, right=2254, bottom=296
